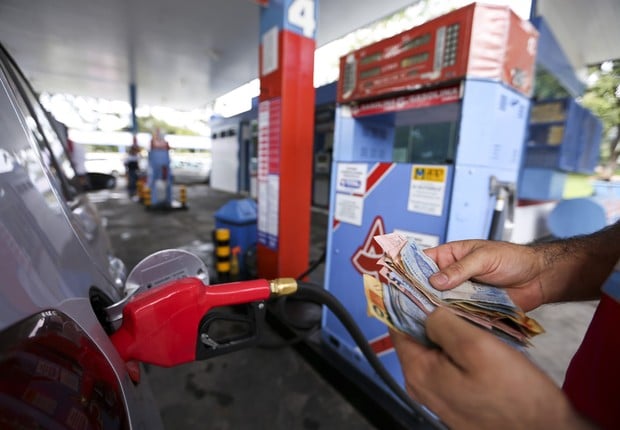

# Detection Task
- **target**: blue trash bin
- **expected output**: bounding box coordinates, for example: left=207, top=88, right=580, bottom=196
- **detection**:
left=214, top=198, right=258, bottom=276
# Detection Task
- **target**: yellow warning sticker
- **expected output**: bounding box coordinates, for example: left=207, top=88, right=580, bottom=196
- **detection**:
left=409, top=165, right=447, bottom=216
left=412, top=166, right=446, bottom=182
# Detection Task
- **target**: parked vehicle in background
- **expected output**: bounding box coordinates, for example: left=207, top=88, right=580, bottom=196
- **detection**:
left=170, top=154, right=212, bottom=184
left=85, top=151, right=147, bottom=178
left=0, top=43, right=163, bottom=428
left=84, top=152, right=128, bottom=177
left=84, top=150, right=210, bottom=185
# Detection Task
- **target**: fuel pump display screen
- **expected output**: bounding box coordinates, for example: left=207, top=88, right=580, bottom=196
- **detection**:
left=392, top=102, right=460, bottom=164
left=393, top=122, right=458, bottom=164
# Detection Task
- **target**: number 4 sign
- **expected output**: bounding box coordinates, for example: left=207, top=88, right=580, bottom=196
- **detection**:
left=287, top=0, right=316, bottom=38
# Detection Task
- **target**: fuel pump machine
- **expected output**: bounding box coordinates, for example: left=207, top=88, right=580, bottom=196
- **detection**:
left=322, top=3, right=538, bottom=395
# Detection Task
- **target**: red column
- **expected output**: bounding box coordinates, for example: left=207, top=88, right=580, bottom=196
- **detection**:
left=256, top=1, right=316, bottom=279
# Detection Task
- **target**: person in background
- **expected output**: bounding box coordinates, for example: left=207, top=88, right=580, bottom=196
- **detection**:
left=390, top=222, right=620, bottom=429
left=147, top=128, right=172, bottom=207
left=125, top=136, right=141, bottom=199
left=67, top=137, right=89, bottom=189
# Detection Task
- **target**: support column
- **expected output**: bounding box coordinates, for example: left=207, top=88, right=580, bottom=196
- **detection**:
left=129, top=82, right=138, bottom=136
left=256, top=0, right=317, bottom=278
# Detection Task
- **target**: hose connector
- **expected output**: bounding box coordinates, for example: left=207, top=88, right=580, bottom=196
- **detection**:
left=269, top=278, right=298, bottom=297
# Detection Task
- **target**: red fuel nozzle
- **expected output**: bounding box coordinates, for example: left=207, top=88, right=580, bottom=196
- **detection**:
left=110, top=277, right=296, bottom=367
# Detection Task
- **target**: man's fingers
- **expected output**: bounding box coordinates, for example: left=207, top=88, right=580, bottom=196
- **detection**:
left=389, top=328, right=467, bottom=411
left=428, top=251, right=485, bottom=290
left=425, top=307, right=497, bottom=370
left=424, top=241, right=499, bottom=291
left=389, top=329, right=428, bottom=400
left=389, top=328, right=427, bottom=357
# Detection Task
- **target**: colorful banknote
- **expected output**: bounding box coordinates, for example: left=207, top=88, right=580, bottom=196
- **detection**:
left=365, top=232, right=544, bottom=347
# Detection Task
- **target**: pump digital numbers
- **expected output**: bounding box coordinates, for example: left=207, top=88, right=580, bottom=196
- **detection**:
left=443, top=23, right=460, bottom=67
left=341, top=54, right=357, bottom=99
left=287, top=0, right=316, bottom=38
left=401, top=52, right=429, bottom=68
left=360, top=52, right=383, bottom=65
left=401, top=33, right=431, bottom=51
left=360, top=67, right=381, bottom=79
left=435, top=23, right=459, bottom=71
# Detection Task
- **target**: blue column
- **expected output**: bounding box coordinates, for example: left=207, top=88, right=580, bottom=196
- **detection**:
left=129, top=83, right=137, bottom=136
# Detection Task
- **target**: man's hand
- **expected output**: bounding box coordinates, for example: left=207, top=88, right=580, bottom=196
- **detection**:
left=390, top=308, right=591, bottom=430
left=423, top=240, right=546, bottom=311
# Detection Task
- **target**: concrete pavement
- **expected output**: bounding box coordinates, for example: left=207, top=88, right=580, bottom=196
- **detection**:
left=91, top=180, right=598, bottom=428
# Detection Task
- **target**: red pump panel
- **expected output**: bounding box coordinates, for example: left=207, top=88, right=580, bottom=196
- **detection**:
left=337, top=3, right=538, bottom=103
left=257, top=27, right=316, bottom=279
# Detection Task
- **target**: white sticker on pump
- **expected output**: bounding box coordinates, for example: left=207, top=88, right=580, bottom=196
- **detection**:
left=407, top=165, right=447, bottom=216
left=257, top=99, right=281, bottom=249
left=394, top=229, right=440, bottom=249
left=267, top=175, right=279, bottom=238
left=336, top=163, right=367, bottom=194
left=261, top=26, right=279, bottom=76
left=335, top=193, right=364, bottom=226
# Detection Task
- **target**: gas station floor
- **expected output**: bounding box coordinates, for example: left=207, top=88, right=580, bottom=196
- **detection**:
left=91, top=180, right=598, bottom=429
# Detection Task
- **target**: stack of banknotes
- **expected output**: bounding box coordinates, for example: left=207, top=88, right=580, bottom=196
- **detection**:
left=363, top=232, right=544, bottom=348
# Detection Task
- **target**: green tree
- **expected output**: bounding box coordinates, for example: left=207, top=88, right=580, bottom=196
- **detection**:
left=121, top=115, right=199, bottom=136
left=581, top=60, right=620, bottom=179
left=533, top=67, right=571, bottom=100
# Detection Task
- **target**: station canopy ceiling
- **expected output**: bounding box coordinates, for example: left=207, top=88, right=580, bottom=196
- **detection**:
left=0, top=0, right=619, bottom=111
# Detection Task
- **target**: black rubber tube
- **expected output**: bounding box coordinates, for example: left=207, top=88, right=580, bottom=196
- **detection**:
left=296, top=248, right=327, bottom=281
left=295, top=282, right=447, bottom=430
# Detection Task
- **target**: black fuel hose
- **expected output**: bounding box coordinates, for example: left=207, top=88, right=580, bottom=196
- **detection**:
left=295, top=281, right=448, bottom=430
left=296, top=247, right=326, bottom=281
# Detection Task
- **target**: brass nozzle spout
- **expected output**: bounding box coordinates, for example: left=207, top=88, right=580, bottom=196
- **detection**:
left=269, top=278, right=298, bottom=297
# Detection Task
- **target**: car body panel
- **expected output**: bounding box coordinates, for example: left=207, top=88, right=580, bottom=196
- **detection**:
left=0, top=44, right=163, bottom=428
left=1, top=50, right=126, bottom=297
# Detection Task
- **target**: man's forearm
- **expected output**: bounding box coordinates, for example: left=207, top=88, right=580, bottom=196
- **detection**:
left=532, top=222, right=620, bottom=304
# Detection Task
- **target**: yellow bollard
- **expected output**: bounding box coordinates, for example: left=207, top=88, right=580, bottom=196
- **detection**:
left=230, top=246, right=241, bottom=280
left=143, top=187, right=151, bottom=208
left=136, top=180, right=144, bottom=202
left=214, top=228, right=231, bottom=282
left=180, top=185, right=187, bottom=208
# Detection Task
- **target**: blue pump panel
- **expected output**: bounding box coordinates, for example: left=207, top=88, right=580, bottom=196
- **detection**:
left=148, top=149, right=172, bottom=205
left=323, top=162, right=455, bottom=387
left=447, top=80, right=530, bottom=241
left=457, top=80, right=529, bottom=169
left=323, top=79, right=531, bottom=392
left=332, top=111, right=396, bottom=163
left=524, top=98, right=603, bottom=174
left=518, top=167, right=567, bottom=201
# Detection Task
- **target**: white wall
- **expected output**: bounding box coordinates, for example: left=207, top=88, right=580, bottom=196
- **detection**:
left=210, top=135, right=239, bottom=193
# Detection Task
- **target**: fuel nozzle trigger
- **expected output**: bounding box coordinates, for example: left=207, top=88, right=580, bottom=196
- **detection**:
left=196, top=301, right=266, bottom=360
left=195, top=277, right=297, bottom=360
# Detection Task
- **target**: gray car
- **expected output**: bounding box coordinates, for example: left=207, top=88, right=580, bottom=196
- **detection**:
left=0, top=44, right=163, bottom=428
